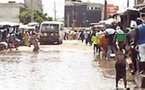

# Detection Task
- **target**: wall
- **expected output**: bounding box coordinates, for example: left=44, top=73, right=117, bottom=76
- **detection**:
left=0, top=3, right=20, bottom=23
left=24, top=0, right=43, bottom=12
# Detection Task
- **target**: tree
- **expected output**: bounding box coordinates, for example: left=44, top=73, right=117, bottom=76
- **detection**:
left=19, top=9, right=53, bottom=24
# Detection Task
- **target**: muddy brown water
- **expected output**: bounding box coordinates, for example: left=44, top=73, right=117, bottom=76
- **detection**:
left=0, top=40, right=143, bottom=90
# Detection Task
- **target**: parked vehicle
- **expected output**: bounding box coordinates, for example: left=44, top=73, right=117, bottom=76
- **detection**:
left=39, top=21, right=64, bottom=45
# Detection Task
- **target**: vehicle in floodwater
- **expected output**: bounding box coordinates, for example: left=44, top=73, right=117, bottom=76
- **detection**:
left=39, top=21, right=64, bottom=45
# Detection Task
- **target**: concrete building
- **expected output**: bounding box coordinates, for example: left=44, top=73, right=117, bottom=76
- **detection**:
left=134, top=0, right=144, bottom=5
left=133, top=0, right=145, bottom=22
left=0, top=2, right=25, bottom=23
left=65, top=1, right=103, bottom=28
left=24, top=0, right=43, bottom=12
left=134, top=0, right=145, bottom=8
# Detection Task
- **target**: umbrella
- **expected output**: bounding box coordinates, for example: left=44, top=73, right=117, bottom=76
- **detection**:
left=105, top=28, right=115, bottom=35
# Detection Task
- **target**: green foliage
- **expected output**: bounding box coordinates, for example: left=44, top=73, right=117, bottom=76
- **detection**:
left=19, top=9, right=53, bottom=24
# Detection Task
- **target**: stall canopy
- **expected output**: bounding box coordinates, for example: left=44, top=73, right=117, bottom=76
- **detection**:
left=98, top=18, right=118, bottom=25
left=0, top=22, right=19, bottom=26
left=105, top=18, right=118, bottom=25
left=19, top=24, right=35, bottom=30
left=0, top=22, right=19, bottom=29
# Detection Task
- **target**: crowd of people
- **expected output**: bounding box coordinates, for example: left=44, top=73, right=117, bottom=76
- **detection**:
left=76, top=18, right=145, bottom=89
left=0, top=26, right=39, bottom=52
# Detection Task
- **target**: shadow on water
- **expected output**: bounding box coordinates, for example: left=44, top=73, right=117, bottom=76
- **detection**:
left=97, top=59, right=116, bottom=79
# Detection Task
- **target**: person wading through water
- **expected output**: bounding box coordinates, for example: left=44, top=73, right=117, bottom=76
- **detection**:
left=115, top=43, right=127, bottom=89
left=30, top=32, right=39, bottom=52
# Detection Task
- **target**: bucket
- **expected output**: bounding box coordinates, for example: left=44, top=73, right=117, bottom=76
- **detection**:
left=117, top=33, right=126, bottom=42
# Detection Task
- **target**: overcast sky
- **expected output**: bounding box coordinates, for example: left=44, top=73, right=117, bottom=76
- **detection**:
left=0, top=0, right=134, bottom=18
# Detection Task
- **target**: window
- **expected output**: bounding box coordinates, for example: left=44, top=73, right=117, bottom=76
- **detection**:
left=95, top=7, right=101, bottom=10
left=91, top=7, right=93, bottom=10
left=41, top=24, right=59, bottom=31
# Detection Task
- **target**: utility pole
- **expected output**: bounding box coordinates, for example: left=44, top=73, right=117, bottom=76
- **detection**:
left=54, top=2, right=56, bottom=21
left=104, top=0, right=107, bottom=20
left=134, top=0, right=137, bottom=6
left=127, top=0, right=129, bottom=8
left=31, top=0, right=34, bottom=22
left=72, top=2, right=75, bottom=30
left=67, top=13, right=70, bottom=28
left=71, top=0, right=81, bottom=30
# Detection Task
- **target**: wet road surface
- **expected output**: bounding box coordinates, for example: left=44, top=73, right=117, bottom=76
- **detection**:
left=0, top=40, right=141, bottom=90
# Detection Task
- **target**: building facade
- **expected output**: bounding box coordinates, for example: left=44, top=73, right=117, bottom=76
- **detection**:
left=24, top=0, right=43, bottom=12
left=135, top=0, right=144, bottom=5
left=0, top=2, right=24, bottom=23
left=134, top=0, right=145, bottom=21
left=64, top=2, right=103, bottom=28
left=134, top=0, right=145, bottom=8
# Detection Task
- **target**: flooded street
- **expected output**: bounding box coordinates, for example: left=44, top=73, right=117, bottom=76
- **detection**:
left=0, top=40, right=137, bottom=90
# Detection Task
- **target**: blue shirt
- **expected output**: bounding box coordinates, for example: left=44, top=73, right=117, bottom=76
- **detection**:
left=137, top=24, right=145, bottom=45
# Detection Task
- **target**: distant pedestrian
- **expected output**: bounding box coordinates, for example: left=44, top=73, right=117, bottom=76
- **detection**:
left=126, top=28, right=138, bottom=74
left=79, top=31, right=84, bottom=43
left=105, top=27, right=116, bottom=60
left=129, top=43, right=138, bottom=74
left=1, top=30, right=7, bottom=42
left=23, top=31, right=30, bottom=46
left=100, top=33, right=108, bottom=58
left=30, top=33, right=39, bottom=52
left=84, top=31, right=89, bottom=45
left=64, top=32, right=67, bottom=40
left=8, top=32, right=18, bottom=50
left=91, top=33, right=101, bottom=54
left=87, top=31, right=92, bottom=46
left=17, top=30, right=23, bottom=46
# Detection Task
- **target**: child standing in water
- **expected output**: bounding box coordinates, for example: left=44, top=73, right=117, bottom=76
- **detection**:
left=115, top=44, right=127, bottom=89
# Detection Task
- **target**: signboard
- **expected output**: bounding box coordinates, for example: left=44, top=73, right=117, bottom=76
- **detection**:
left=107, top=5, right=118, bottom=14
